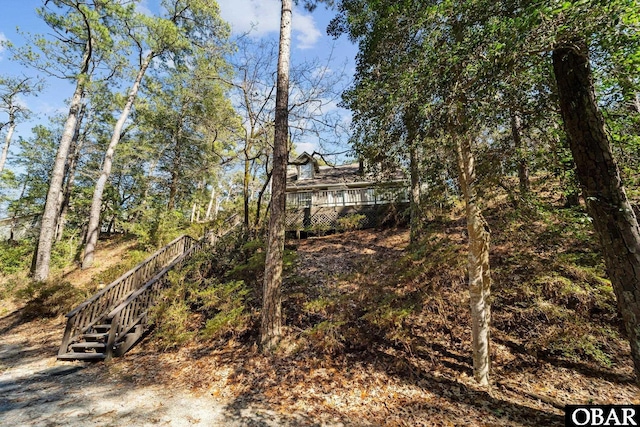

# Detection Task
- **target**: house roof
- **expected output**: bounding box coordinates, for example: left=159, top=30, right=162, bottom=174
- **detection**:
left=289, top=152, right=320, bottom=172
left=286, top=157, right=406, bottom=191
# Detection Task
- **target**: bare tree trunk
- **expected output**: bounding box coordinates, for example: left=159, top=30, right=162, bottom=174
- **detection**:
left=254, top=168, right=273, bottom=230
left=33, top=47, right=90, bottom=281
left=205, top=184, right=216, bottom=220
left=553, top=40, right=640, bottom=383
left=83, top=53, right=152, bottom=269
left=56, top=105, right=86, bottom=242
left=510, top=110, right=529, bottom=198
left=409, top=140, right=420, bottom=244
left=243, top=148, right=252, bottom=228
left=261, top=0, right=292, bottom=352
left=453, top=106, right=491, bottom=386
left=0, top=112, right=15, bottom=173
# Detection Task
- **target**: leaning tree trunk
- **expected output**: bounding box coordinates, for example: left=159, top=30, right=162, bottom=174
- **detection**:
left=33, top=38, right=91, bottom=281
left=254, top=166, right=273, bottom=231
left=452, top=104, right=492, bottom=386
left=83, top=53, right=152, bottom=269
left=261, top=0, right=292, bottom=352
left=56, top=104, right=86, bottom=242
left=553, top=40, right=640, bottom=383
left=0, top=110, right=16, bottom=173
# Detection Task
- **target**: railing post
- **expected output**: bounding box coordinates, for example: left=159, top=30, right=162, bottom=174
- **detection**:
left=58, top=315, right=76, bottom=356
left=104, top=315, right=118, bottom=362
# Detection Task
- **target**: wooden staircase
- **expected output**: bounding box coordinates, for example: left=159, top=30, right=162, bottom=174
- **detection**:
left=58, top=221, right=238, bottom=362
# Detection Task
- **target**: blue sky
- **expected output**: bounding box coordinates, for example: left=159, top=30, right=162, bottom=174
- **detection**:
left=0, top=0, right=357, bottom=168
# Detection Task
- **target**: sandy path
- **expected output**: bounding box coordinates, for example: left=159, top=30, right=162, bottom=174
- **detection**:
left=0, top=313, right=318, bottom=427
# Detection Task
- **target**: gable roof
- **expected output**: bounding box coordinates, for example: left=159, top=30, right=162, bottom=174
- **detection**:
left=289, top=152, right=320, bottom=173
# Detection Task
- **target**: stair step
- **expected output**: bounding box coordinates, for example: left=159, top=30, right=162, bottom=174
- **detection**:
left=70, top=342, right=107, bottom=352
left=81, top=333, right=109, bottom=342
left=92, top=324, right=111, bottom=332
left=57, top=352, right=106, bottom=361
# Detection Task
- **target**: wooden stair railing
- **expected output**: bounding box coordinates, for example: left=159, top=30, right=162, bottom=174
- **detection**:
left=58, top=217, right=241, bottom=361
left=58, top=234, right=198, bottom=360
left=103, top=238, right=208, bottom=359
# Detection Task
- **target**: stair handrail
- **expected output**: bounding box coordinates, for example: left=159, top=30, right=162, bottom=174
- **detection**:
left=59, top=234, right=197, bottom=356
left=103, top=221, right=241, bottom=359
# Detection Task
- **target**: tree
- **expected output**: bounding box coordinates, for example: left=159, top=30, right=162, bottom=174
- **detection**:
left=16, top=0, right=126, bottom=281
left=553, top=38, right=640, bottom=382
left=261, top=0, right=293, bottom=351
left=0, top=76, right=42, bottom=173
left=332, top=0, right=498, bottom=384
left=82, top=0, right=231, bottom=268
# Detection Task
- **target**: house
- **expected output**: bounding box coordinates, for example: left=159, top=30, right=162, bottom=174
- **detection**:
left=285, top=152, right=409, bottom=233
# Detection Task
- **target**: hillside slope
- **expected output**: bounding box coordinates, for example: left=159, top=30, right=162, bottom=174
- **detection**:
left=1, top=200, right=639, bottom=426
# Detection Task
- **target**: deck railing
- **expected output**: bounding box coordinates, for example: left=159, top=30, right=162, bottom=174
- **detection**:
left=286, top=187, right=409, bottom=209
left=58, top=234, right=197, bottom=356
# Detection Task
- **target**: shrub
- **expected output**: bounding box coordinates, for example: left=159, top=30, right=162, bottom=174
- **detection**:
left=336, top=214, right=366, bottom=231
left=0, top=240, right=33, bottom=274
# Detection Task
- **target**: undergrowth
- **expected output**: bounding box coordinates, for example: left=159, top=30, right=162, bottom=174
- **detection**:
left=150, top=231, right=297, bottom=349
left=148, top=181, right=624, bottom=374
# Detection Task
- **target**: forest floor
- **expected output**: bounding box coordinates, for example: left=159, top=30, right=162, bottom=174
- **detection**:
left=1, top=210, right=640, bottom=425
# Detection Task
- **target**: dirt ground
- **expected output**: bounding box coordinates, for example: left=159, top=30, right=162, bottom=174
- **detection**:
left=1, top=228, right=639, bottom=426
left=0, top=308, right=339, bottom=426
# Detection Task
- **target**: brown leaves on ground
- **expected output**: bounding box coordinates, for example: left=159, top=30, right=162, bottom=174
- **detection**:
left=112, top=222, right=636, bottom=426
left=4, top=206, right=639, bottom=426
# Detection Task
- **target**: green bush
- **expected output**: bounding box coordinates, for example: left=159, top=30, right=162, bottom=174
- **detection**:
left=0, top=240, right=33, bottom=274
left=336, top=214, right=366, bottom=231
left=124, top=209, right=188, bottom=250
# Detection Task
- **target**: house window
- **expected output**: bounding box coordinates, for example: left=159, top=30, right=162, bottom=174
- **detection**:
left=299, top=162, right=313, bottom=180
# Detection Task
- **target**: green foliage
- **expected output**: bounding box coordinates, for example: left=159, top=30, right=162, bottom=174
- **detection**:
left=50, top=236, right=82, bottom=269
left=124, top=209, right=188, bottom=250
left=0, top=240, right=33, bottom=274
left=302, top=320, right=346, bottom=354
left=150, top=234, right=264, bottom=349
left=200, top=280, right=251, bottom=340
left=336, top=214, right=366, bottom=231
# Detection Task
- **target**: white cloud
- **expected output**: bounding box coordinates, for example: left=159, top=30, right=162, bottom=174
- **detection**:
left=217, top=0, right=322, bottom=49
left=292, top=13, right=321, bottom=50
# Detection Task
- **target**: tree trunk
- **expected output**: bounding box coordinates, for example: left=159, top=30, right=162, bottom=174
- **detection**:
left=205, top=184, right=216, bottom=220
left=510, top=110, right=530, bottom=198
left=409, top=139, right=420, bottom=244
left=0, top=111, right=16, bottom=173
left=56, top=105, right=86, bottom=242
left=243, top=148, right=251, bottom=228
left=83, top=53, right=152, bottom=269
left=261, top=0, right=292, bottom=352
left=452, top=103, right=492, bottom=386
left=254, top=168, right=273, bottom=231
left=33, top=72, right=88, bottom=281
left=553, top=40, right=640, bottom=383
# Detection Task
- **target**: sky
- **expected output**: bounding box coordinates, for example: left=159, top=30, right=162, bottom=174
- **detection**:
left=0, top=0, right=358, bottom=174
